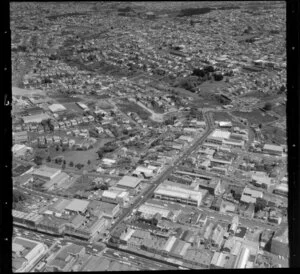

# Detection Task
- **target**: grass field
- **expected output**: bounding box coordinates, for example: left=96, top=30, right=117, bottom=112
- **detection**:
left=117, top=101, right=152, bottom=120
left=213, top=111, right=233, bottom=121
left=261, top=125, right=286, bottom=145
left=272, top=104, right=286, bottom=117
left=232, top=109, right=277, bottom=125
left=63, top=102, right=85, bottom=113
left=48, top=138, right=114, bottom=167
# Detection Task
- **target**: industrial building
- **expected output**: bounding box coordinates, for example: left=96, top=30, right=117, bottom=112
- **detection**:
left=13, top=131, right=28, bottom=143
left=137, top=203, right=171, bottom=219
left=270, top=227, right=289, bottom=258
left=64, top=199, right=90, bottom=215
left=234, top=246, right=250, bottom=268
left=31, top=166, right=61, bottom=181
left=206, top=129, right=245, bottom=149
left=48, top=103, right=66, bottom=113
left=88, top=200, right=120, bottom=219
left=46, top=244, right=85, bottom=272
left=12, top=237, right=47, bottom=273
left=263, top=144, right=283, bottom=156
left=12, top=144, right=33, bottom=157
left=132, top=166, right=155, bottom=178
left=154, top=181, right=207, bottom=207
left=116, top=175, right=142, bottom=189
left=273, top=183, right=288, bottom=197
left=240, top=187, right=263, bottom=204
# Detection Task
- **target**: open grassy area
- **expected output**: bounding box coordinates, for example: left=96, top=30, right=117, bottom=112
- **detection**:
left=232, top=109, right=277, bottom=125
left=261, top=125, right=286, bottom=145
left=213, top=111, right=233, bottom=121
left=48, top=138, right=114, bottom=167
left=117, top=101, right=152, bottom=120
left=272, top=104, right=286, bottom=117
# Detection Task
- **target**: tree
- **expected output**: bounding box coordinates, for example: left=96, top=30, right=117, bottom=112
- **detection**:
left=34, top=155, right=43, bottom=165
left=46, top=156, right=51, bottom=162
left=56, top=146, right=60, bottom=151
left=213, top=73, right=223, bottom=81
left=87, top=160, right=91, bottom=165
left=263, top=102, right=272, bottom=111
left=69, top=161, right=74, bottom=167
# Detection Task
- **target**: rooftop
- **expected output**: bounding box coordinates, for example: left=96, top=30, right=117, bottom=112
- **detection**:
left=64, top=198, right=90, bottom=213
left=209, top=129, right=231, bottom=140
left=117, top=175, right=142, bottom=188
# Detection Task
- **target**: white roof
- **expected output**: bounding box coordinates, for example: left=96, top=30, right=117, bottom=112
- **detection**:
left=48, top=103, right=66, bottom=112
left=12, top=144, right=26, bottom=153
left=22, top=113, right=50, bottom=124
left=117, top=175, right=142, bottom=188
left=65, top=199, right=89, bottom=213
left=102, top=158, right=116, bottom=164
left=275, top=183, right=288, bottom=192
left=243, top=187, right=263, bottom=198
left=164, top=236, right=177, bottom=252
left=135, top=166, right=154, bottom=175
left=32, top=166, right=61, bottom=180
left=138, top=204, right=170, bottom=218
left=263, top=144, right=283, bottom=152
left=209, top=129, right=231, bottom=139
left=240, top=195, right=256, bottom=204
left=154, top=183, right=203, bottom=202
left=252, top=174, right=272, bottom=185
left=219, top=121, right=232, bottom=126
left=102, top=190, right=118, bottom=199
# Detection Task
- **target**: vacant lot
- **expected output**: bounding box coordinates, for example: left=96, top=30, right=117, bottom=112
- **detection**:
left=232, top=109, right=277, bottom=125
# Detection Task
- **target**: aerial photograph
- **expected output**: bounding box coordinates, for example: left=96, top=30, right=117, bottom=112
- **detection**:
left=10, top=1, right=288, bottom=271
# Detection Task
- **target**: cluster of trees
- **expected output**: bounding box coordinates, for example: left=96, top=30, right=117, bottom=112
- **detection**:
left=164, top=116, right=176, bottom=126
left=192, top=66, right=224, bottom=81
left=13, top=190, right=28, bottom=209
left=34, top=155, right=43, bottom=165
left=75, top=163, right=85, bottom=170
left=97, top=142, right=118, bottom=159
left=214, top=94, right=231, bottom=105
left=88, top=181, right=109, bottom=191
left=262, top=102, right=273, bottom=111
left=41, top=119, right=54, bottom=132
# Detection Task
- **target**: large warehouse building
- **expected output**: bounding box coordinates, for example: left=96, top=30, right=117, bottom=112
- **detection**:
left=153, top=181, right=207, bottom=207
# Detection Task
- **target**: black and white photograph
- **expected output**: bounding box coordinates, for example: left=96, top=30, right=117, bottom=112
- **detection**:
left=6, top=1, right=295, bottom=271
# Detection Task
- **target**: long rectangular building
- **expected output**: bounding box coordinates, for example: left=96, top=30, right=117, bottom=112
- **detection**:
left=154, top=181, right=205, bottom=207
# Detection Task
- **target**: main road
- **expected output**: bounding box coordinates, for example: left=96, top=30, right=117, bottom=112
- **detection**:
left=109, top=112, right=214, bottom=234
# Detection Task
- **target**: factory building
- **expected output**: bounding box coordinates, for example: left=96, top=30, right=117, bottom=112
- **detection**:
left=31, top=166, right=61, bottom=181
left=263, top=144, right=283, bottom=156
left=154, top=181, right=206, bottom=207
left=12, top=237, right=47, bottom=272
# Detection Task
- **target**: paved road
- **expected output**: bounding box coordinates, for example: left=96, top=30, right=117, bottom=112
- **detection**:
left=110, top=113, right=214, bottom=234
left=103, top=248, right=175, bottom=270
